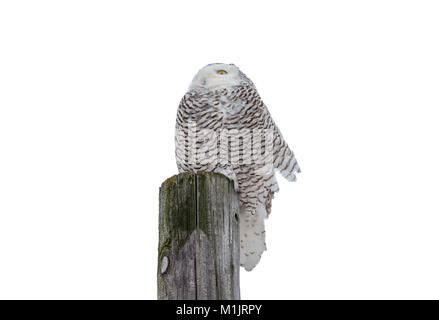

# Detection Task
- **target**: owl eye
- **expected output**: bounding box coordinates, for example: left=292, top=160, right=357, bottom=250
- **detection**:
left=216, top=70, right=228, bottom=75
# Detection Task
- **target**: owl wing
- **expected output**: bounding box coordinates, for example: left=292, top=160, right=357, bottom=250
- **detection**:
left=271, top=120, right=300, bottom=181
left=175, top=92, right=194, bottom=173
left=244, top=86, right=300, bottom=182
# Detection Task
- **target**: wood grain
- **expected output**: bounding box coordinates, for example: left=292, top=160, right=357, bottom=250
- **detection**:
left=158, top=172, right=240, bottom=300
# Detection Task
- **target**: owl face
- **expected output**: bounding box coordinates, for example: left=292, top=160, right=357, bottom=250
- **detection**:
left=189, top=63, right=246, bottom=91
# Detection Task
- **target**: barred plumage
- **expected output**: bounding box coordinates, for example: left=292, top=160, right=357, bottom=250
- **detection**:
left=175, top=63, right=300, bottom=271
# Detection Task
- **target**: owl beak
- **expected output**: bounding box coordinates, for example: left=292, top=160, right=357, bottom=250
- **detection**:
left=200, top=78, right=207, bottom=86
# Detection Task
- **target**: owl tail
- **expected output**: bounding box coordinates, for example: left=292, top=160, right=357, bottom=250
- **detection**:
left=240, top=205, right=267, bottom=271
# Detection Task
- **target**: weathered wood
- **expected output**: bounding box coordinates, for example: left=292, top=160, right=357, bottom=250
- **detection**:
left=158, top=172, right=240, bottom=300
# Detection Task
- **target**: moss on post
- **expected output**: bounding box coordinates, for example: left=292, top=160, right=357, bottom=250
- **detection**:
left=157, top=172, right=240, bottom=300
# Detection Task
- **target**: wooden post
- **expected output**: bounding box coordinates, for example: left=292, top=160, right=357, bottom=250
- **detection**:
left=157, top=172, right=240, bottom=300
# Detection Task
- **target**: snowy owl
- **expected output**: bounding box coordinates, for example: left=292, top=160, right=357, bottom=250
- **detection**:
left=175, top=63, right=300, bottom=271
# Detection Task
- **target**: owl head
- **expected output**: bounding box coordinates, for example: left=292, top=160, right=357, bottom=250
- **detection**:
left=189, top=63, right=252, bottom=91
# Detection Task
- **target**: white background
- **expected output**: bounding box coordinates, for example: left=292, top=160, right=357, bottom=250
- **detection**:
left=1, top=1, right=438, bottom=299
